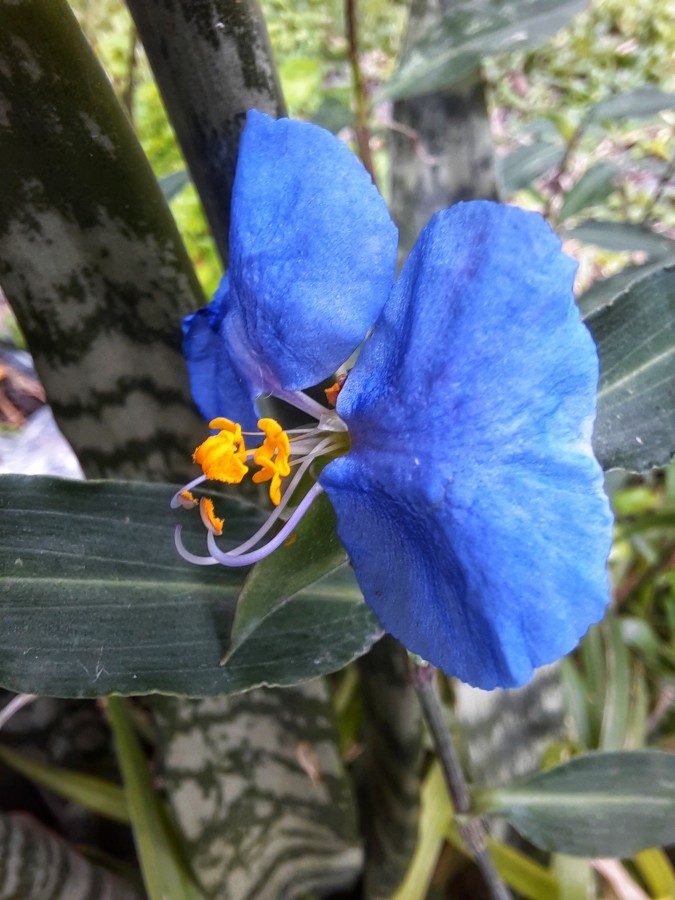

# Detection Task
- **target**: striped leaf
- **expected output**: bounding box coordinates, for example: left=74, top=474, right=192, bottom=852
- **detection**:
left=151, top=682, right=362, bottom=899
left=0, top=476, right=382, bottom=698
left=0, top=0, right=206, bottom=481
left=355, top=638, right=423, bottom=898
left=588, top=264, right=675, bottom=471
left=126, top=0, right=286, bottom=263
left=0, top=812, right=141, bottom=899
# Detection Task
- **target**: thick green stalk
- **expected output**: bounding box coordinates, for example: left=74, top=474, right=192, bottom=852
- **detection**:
left=127, top=0, right=286, bottom=265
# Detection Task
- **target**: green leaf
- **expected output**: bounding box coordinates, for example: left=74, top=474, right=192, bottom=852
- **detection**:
left=356, top=638, right=423, bottom=898
left=150, top=684, right=363, bottom=899
left=499, top=142, right=564, bottom=193
left=587, top=88, right=675, bottom=123
left=558, top=162, right=619, bottom=221
left=159, top=170, right=191, bottom=202
left=634, top=849, right=675, bottom=898
left=227, top=491, right=349, bottom=662
left=394, top=761, right=559, bottom=900
left=106, top=697, right=203, bottom=900
left=0, top=743, right=129, bottom=825
left=598, top=616, right=630, bottom=751
left=0, top=0, right=206, bottom=481
left=380, top=0, right=587, bottom=101
left=0, top=476, right=381, bottom=698
left=475, top=751, right=675, bottom=857
left=127, top=0, right=285, bottom=263
left=0, top=811, right=142, bottom=899
left=579, top=258, right=675, bottom=317
left=588, top=265, right=675, bottom=471
left=565, top=220, right=675, bottom=259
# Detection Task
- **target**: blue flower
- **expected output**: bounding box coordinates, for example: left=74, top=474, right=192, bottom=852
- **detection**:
left=174, top=110, right=612, bottom=690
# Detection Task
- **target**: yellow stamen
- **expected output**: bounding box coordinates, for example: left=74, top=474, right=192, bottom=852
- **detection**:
left=193, top=417, right=249, bottom=484
left=178, top=490, right=197, bottom=508
left=252, top=417, right=291, bottom=505
left=324, top=375, right=346, bottom=408
left=199, top=497, right=224, bottom=535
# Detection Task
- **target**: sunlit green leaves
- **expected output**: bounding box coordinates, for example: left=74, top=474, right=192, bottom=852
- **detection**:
left=558, top=162, right=619, bottom=220
left=380, top=0, right=587, bottom=100
left=0, top=476, right=381, bottom=698
left=475, top=751, right=675, bottom=857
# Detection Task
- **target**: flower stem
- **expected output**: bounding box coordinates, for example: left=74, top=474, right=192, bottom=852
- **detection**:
left=411, top=661, right=512, bottom=900
left=345, top=0, right=377, bottom=186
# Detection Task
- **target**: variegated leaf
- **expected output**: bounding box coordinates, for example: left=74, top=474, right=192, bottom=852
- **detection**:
left=0, top=812, right=141, bottom=900
left=151, top=682, right=362, bottom=899
left=127, top=0, right=286, bottom=263
left=0, top=0, right=205, bottom=481
left=355, top=638, right=423, bottom=899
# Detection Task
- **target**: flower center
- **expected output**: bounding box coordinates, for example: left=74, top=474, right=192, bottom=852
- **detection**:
left=171, top=399, right=349, bottom=568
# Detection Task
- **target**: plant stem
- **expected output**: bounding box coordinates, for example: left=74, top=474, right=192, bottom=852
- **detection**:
left=412, top=661, right=512, bottom=900
left=345, top=0, right=377, bottom=185
left=121, top=23, right=138, bottom=124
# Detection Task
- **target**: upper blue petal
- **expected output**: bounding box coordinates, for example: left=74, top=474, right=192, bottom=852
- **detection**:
left=320, top=201, right=613, bottom=690
left=182, top=274, right=259, bottom=431
left=226, top=110, right=398, bottom=394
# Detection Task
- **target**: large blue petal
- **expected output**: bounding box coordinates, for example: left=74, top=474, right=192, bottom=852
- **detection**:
left=226, top=110, right=398, bottom=394
left=182, top=274, right=259, bottom=431
left=321, top=201, right=612, bottom=689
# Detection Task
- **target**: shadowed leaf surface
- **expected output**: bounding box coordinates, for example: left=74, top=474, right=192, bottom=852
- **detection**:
left=0, top=812, right=141, bottom=899
left=0, top=476, right=381, bottom=698
left=475, top=750, right=675, bottom=856
left=589, top=265, right=675, bottom=471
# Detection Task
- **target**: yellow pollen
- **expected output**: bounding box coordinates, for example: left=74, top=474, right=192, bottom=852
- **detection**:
left=324, top=375, right=346, bottom=408
left=178, top=490, right=197, bottom=508
left=199, top=497, right=224, bottom=535
left=193, top=417, right=249, bottom=484
left=252, top=417, right=291, bottom=506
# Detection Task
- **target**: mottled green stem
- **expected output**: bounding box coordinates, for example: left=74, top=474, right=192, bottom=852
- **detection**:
left=412, top=662, right=512, bottom=900
left=345, top=0, right=377, bottom=184
left=127, top=0, right=286, bottom=265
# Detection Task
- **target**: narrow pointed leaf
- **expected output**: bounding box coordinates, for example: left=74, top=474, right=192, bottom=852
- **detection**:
left=106, top=697, right=203, bottom=900
left=379, top=0, right=587, bottom=101
left=499, top=142, right=565, bottom=193
left=0, top=476, right=381, bottom=698
left=227, top=491, right=350, bottom=660
left=558, top=162, right=619, bottom=221
left=588, top=265, right=675, bottom=471
left=566, top=220, right=675, bottom=259
left=587, top=88, right=675, bottom=123
left=475, top=751, right=675, bottom=857
left=0, top=743, right=129, bottom=825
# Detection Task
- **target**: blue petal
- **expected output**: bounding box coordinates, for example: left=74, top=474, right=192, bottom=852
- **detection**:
left=182, top=274, right=259, bottom=431
left=321, top=201, right=612, bottom=689
left=226, top=110, right=398, bottom=393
